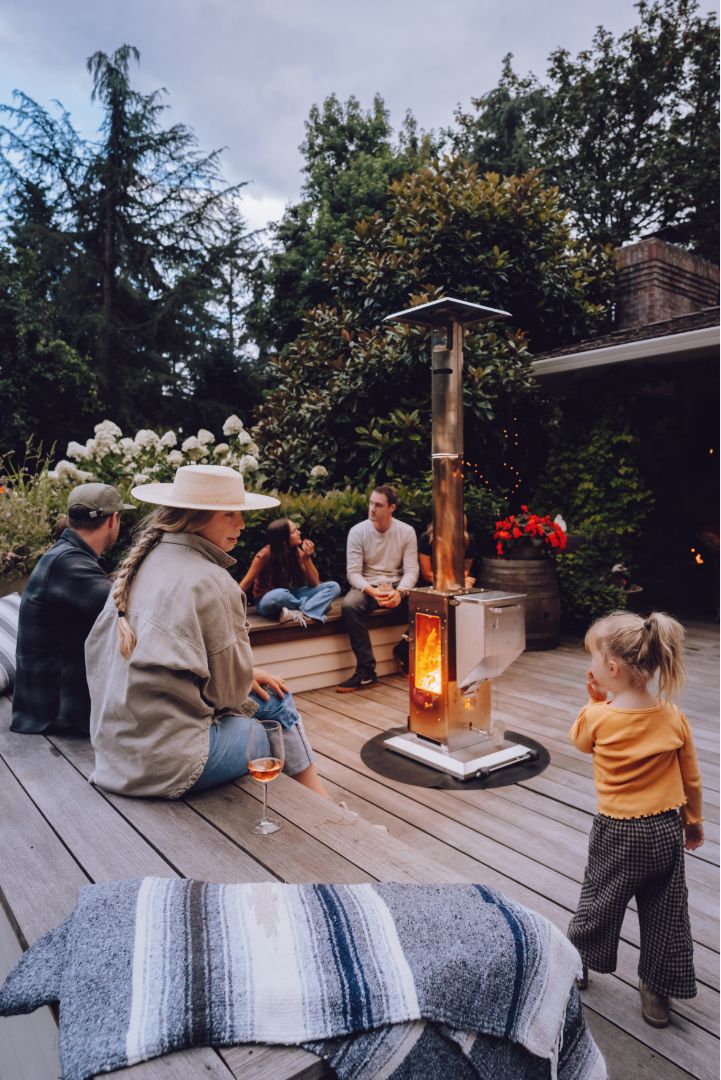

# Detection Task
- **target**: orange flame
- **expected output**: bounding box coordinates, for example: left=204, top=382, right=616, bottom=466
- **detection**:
left=414, top=612, right=442, bottom=695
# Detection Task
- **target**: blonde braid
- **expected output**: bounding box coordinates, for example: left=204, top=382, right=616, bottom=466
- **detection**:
left=114, top=522, right=164, bottom=659
left=113, top=505, right=216, bottom=659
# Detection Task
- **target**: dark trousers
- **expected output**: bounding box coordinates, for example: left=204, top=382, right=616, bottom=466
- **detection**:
left=341, top=589, right=408, bottom=675
left=568, top=810, right=696, bottom=998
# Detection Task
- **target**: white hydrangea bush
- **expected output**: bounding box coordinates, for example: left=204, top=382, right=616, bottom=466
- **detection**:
left=53, top=415, right=265, bottom=495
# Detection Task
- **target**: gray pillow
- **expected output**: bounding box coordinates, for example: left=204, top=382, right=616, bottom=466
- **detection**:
left=0, top=593, right=21, bottom=695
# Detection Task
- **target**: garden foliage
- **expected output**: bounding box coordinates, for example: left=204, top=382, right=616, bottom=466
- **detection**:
left=254, top=161, right=613, bottom=494
left=534, top=415, right=654, bottom=627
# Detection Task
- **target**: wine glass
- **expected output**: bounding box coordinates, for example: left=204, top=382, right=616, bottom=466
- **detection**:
left=247, top=719, right=285, bottom=835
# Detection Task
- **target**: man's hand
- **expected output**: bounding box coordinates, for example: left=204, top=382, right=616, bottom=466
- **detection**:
left=364, top=584, right=402, bottom=607
left=252, top=668, right=289, bottom=701
left=376, top=588, right=402, bottom=608
left=586, top=670, right=607, bottom=703
left=683, top=822, right=704, bottom=851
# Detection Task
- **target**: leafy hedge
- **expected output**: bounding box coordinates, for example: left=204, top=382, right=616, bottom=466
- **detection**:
left=534, top=415, right=653, bottom=629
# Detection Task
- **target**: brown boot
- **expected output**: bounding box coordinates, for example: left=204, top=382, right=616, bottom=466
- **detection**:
left=639, top=980, right=670, bottom=1027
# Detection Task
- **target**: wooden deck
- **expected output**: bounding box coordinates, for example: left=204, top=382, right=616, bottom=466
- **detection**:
left=0, top=622, right=718, bottom=1080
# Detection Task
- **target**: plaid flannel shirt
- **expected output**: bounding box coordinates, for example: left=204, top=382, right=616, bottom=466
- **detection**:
left=11, top=529, right=110, bottom=735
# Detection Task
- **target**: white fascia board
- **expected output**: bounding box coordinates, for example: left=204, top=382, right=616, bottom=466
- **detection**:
left=531, top=324, right=720, bottom=377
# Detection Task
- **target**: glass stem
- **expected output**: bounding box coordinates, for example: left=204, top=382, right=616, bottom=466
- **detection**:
left=261, top=782, right=269, bottom=823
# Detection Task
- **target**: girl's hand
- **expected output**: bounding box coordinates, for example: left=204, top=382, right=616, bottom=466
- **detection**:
left=300, top=538, right=315, bottom=557
left=586, top=670, right=607, bottom=703
left=683, top=822, right=704, bottom=851
left=252, top=668, right=289, bottom=700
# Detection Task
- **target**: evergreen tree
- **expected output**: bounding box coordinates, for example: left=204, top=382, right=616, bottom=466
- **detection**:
left=0, top=45, right=254, bottom=444
left=451, top=0, right=719, bottom=261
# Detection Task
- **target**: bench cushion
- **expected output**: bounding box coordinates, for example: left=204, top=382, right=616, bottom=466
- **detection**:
left=0, top=593, right=21, bottom=695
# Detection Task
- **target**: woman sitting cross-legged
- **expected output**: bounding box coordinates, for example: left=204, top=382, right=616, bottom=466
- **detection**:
left=239, top=518, right=341, bottom=628
left=85, top=465, right=330, bottom=800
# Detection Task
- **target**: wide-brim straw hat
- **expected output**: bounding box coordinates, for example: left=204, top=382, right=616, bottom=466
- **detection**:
left=131, top=465, right=280, bottom=511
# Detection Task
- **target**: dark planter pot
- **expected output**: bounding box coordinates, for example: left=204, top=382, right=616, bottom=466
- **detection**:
left=481, top=556, right=561, bottom=651
left=508, top=538, right=545, bottom=561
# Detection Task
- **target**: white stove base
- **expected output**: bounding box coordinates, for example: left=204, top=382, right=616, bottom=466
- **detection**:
left=384, top=732, right=535, bottom=780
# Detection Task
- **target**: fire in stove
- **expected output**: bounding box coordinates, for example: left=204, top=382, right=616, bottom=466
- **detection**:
left=382, top=297, right=537, bottom=781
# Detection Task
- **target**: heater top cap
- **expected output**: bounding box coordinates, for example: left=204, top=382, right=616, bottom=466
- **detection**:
left=383, top=296, right=511, bottom=328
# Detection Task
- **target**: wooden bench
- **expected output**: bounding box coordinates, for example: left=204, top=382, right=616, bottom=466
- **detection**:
left=247, top=599, right=407, bottom=692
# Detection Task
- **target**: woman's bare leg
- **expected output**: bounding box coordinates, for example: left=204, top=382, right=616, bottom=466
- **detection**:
left=292, top=763, right=331, bottom=798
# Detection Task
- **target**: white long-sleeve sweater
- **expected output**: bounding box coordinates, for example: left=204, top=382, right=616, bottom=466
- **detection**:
left=346, top=518, right=419, bottom=592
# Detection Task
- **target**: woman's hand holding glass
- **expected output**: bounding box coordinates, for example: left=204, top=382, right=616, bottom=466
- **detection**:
left=247, top=719, right=285, bottom=835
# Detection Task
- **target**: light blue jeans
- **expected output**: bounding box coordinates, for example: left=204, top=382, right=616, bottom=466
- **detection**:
left=256, top=581, right=341, bottom=623
left=187, top=689, right=314, bottom=793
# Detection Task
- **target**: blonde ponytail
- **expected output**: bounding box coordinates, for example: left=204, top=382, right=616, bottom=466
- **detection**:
left=585, top=610, right=686, bottom=701
left=113, top=506, right=215, bottom=659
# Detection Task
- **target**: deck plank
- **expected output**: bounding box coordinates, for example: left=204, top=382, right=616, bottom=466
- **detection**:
left=1, top=622, right=718, bottom=1080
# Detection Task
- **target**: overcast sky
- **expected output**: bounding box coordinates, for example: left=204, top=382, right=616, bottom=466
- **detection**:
left=1, top=0, right=645, bottom=232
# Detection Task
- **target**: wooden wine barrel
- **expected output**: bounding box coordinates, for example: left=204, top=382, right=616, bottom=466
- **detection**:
left=480, top=557, right=561, bottom=651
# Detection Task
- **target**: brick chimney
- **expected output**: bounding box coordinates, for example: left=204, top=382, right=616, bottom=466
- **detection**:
left=614, top=238, right=719, bottom=330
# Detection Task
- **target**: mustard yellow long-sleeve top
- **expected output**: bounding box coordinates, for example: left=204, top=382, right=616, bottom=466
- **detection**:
left=570, top=701, right=703, bottom=824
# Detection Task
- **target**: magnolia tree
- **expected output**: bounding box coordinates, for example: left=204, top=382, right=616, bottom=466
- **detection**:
left=51, top=416, right=261, bottom=492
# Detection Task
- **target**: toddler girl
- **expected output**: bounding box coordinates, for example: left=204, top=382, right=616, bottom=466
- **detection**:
left=568, top=610, right=703, bottom=1029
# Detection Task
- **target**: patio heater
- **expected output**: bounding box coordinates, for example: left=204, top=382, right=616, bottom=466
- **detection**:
left=383, top=297, right=535, bottom=780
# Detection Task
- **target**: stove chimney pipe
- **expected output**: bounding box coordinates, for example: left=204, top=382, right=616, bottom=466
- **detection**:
left=384, top=297, right=511, bottom=592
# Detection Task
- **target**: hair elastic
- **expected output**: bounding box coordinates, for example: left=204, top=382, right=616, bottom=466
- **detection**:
left=117, top=610, right=126, bottom=618
left=643, top=619, right=652, bottom=631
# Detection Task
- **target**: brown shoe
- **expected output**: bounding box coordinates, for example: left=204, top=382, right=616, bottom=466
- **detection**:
left=639, top=980, right=670, bottom=1027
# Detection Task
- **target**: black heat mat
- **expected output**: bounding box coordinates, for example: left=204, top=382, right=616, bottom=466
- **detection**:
left=362, top=729, right=550, bottom=790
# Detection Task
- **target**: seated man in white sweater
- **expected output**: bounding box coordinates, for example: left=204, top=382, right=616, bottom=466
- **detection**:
left=337, top=485, right=418, bottom=692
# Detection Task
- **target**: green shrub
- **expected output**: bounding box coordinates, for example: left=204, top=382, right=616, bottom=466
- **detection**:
left=0, top=450, right=66, bottom=581
left=534, top=415, right=653, bottom=629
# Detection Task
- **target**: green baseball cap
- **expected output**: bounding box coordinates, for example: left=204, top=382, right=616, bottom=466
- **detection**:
left=67, top=483, right=134, bottom=521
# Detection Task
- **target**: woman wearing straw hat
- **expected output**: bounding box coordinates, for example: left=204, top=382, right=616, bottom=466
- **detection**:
left=85, top=465, right=329, bottom=800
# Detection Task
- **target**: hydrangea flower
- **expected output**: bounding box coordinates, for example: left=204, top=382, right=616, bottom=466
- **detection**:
left=54, top=461, right=93, bottom=482
left=119, top=437, right=135, bottom=454
left=94, top=420, right=122, bottom=438
left=159, top=430, right=177, bottom=448
left=93, top=420, right=122, bottom=451
left=214, top=443, right=230, bottom=457
left=133, top=473, right=150, bottom=485
left=134, top=429, right=160, bottom=450
left=238, top=454, right=259, bottom=473
left=222, top=414, right=244, bottom=436
left=168, top=450, right=184, bottom=466
left=236, top=429, right=252, bottom=446
left=66, top=441, right=90, bottom=461
left=310, top=465, right=328, bottom=479
left=197, top=428, right=215, bottom=445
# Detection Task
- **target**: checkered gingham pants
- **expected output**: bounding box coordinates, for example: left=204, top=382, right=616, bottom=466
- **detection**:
left=568, top=810, right=696, bottom=998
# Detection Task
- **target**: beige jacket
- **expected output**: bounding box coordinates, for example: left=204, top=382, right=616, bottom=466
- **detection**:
left=86, top=532, right=254, bottom=798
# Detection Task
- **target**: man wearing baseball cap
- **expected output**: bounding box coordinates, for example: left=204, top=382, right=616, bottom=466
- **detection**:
left=11, top=483, right=132, bottom=735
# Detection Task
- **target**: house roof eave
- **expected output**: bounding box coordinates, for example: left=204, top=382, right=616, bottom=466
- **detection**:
left=531, top=324, right=719, bottom=379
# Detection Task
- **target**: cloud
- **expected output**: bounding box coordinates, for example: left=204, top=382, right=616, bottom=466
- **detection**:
left=0, top=0, right=645, bottom=208
left=240, top=189, right=288, bottom=234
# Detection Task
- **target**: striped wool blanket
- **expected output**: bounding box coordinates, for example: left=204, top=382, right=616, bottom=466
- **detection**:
left=0, top=877, right=606, bottom=1080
